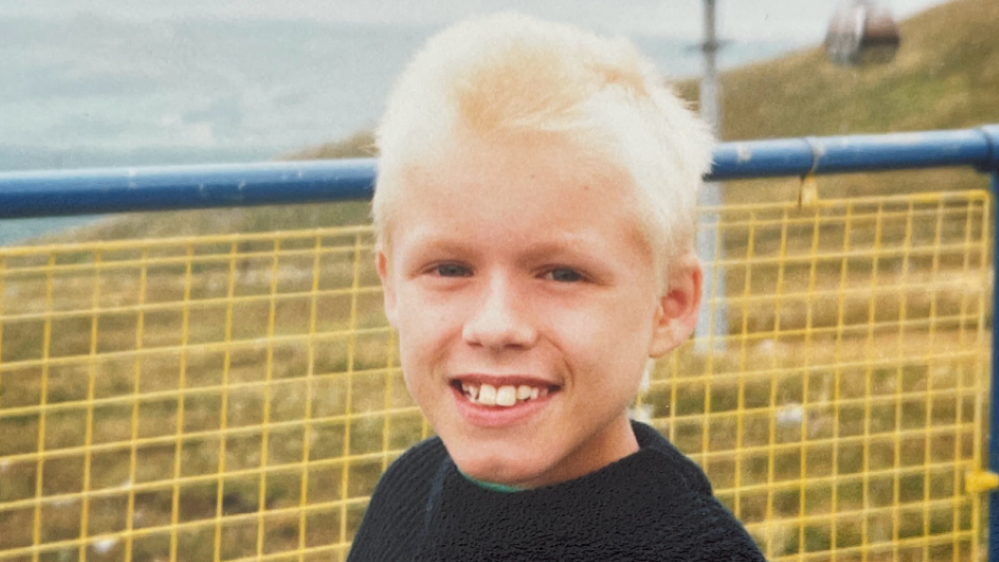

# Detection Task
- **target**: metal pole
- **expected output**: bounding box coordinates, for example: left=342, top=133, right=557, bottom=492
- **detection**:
left=990, top=169, right=999, bottom=562
left=699, top=0, right=720, bottom=130
left=695, top=0, right=727, bottom=350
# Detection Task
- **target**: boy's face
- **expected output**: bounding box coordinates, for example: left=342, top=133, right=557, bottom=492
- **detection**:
left=377, top=134, right=699, bottom=488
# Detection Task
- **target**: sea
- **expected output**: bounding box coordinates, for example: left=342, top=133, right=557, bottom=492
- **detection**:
left=0, top=0, right=950, bottom=244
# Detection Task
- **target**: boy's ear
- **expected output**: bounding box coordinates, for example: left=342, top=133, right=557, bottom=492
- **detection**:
left=376, top=249, right=398, bottom=328
left=648, top=251, right=702, bottom=358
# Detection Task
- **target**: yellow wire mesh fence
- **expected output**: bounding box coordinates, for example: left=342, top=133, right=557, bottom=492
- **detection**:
left=0, top=189, right=991, bottom=562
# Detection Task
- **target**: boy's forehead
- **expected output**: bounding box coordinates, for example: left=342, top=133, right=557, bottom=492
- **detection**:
left=398, top=132, right=631, bottom=198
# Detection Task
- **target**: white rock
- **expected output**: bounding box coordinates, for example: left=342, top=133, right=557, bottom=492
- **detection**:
left=757, top=339, right=777, bottom=355
left=776, top=402, right=805, bottom=426
left=92, top=538, right=119, bottom=554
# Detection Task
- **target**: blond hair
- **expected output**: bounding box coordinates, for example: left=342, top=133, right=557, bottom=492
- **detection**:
left=373, top=13, right=713, bottom=273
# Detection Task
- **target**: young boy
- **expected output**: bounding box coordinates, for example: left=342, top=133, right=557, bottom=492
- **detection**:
left=347, top=13, right=766, bottom=562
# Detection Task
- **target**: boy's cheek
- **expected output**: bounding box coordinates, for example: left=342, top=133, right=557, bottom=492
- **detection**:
left=380, top=279, right=400, bottom=328
left=382, top=298, right=398, bottom=329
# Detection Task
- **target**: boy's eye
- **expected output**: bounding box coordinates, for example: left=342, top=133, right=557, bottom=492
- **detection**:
left=434, top=263, right=471, bottom=277
left=546, top=268, right=584, bottom=283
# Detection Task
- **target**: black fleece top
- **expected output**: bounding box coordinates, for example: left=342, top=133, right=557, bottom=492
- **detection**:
left=346, top=421, right=766, bottom=561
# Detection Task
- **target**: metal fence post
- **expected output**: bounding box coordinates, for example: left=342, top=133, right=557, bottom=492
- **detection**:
left=694, top=0, right=727, bottom=351
left=980, top=124, right=999, bottom=562
left=991, top=168, right=999, bottom=562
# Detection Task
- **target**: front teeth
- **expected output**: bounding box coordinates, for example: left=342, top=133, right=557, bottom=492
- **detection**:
left=496, top=386, right=517, bottom=406
left=478, top=384, right=497, bottom=406
left=461, top=382, right=550, bottom=407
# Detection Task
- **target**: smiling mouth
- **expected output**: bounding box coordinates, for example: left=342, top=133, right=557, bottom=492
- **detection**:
left=450, top=380, right=560, bottom=407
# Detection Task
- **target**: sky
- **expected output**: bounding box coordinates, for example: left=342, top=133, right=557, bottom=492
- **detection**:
left=0, top=0, right=953, bottom=41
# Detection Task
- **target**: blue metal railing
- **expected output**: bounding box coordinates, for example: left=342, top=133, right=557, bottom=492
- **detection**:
left=1, top=126, right=997, bottom=219
left=2, top=125, right=999, bottom=557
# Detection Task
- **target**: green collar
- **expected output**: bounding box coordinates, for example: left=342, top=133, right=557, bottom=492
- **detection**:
left=459, top=470, right=523, bottom=493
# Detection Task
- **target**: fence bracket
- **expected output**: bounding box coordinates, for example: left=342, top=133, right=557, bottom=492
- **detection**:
left=965, top=471, right=999, bottom=493
left=797, top=173, right=820, bottom=208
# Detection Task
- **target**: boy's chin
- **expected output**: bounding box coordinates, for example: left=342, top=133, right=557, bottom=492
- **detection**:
left=447, top=443, right=559, bottom=489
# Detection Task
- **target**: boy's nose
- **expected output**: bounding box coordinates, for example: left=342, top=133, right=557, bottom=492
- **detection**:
left=461, top=276, right=538, bottom=351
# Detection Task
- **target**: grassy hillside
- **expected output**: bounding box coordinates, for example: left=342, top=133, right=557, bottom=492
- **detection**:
left=714, top=0, right=999, bottom=140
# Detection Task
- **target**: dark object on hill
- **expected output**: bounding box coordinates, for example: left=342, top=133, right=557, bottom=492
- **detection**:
left=825, top=0, right=901, bottom=66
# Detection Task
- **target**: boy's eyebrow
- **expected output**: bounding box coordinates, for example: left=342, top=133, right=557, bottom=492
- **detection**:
left=397, top=231, right=475, bottom=260
left=400, top=225, right=646, bottom=267
left=413, top=228, right=626, bottom=254
left=516, top=238, right=600, bottom=262
left=515, top=238, right=636, bottom=277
